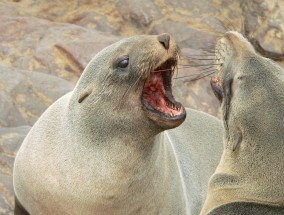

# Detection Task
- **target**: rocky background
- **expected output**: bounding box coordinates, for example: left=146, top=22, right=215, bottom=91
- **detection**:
left=1, top=0, right=284, bottom=214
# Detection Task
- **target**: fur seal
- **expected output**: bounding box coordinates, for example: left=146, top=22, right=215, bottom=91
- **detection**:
left=13, top=34, right=223, bottom=215
left=201, top=31, right=284, bottom=215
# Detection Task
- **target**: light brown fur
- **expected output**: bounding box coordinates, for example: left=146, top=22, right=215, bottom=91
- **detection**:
left=13, top=35, right=224, bottom=215
left=201, top=31, right=284, bottom=215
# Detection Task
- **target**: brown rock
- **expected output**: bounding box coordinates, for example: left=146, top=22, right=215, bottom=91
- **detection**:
left=0, top=0, right=245, bottom=118
left=0, top=126, right=31, bottom=215
left=241, top=0, right=284, bottom=59
left=0, top=16, right=122, bottom=83
left=0, top=66, right=74, bottom=128
left=0, top=1, right=122, bottom=34
left=114, top=0, right=243, bottom=47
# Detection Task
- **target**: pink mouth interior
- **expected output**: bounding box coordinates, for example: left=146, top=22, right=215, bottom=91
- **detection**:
left=212, top=76, right=222, bottom=89
left=142, top=67, right=183, bottom=117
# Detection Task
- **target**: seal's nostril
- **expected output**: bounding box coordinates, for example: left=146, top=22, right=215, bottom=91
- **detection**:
left=158, top=33, right=170, bottom=50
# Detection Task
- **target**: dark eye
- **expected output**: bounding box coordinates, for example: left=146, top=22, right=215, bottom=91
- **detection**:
left=117, top=57, right=129, bottom=68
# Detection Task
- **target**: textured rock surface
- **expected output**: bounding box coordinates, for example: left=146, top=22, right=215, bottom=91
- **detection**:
left=1, top=0, right=284, bottom=213
left=0, top=66, right=74, bottom=128
left=0, top=16, right=122, bottom=83
left=241, top=0, right=284, bottom=59
left=0, top=126, right=31, bottom=215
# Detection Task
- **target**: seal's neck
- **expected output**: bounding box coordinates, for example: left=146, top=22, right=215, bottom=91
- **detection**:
left=201, top=134, right=284, bottom=214
left=65, top=122, right=186, bottom=214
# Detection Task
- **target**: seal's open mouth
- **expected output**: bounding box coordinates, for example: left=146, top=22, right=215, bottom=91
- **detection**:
left=211, top=76, right=223, bottom=103
left=142, top=59, right=185, bottom=120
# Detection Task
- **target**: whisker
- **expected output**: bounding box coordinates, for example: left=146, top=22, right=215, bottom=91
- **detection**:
left=175, top=64, right=217, bottom=71
left=182, top=54, right=216, bottom=57
left=174, top=70, right=216, bottom=80
left=178, top=63, right=220, bottom=67
left=183, top=57, right=218, bottom=61
left=198, top=66, right=218, bottom=71
left=186, top=71, right=216, bottom=82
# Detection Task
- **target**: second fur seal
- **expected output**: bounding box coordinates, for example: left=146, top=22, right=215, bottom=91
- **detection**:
left=201, top=31, right=284, bottom=215
left=13, top=34, right=223, bottom=215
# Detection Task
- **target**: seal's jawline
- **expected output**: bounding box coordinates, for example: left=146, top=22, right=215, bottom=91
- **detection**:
left=142, top=60, right=184, bottom=118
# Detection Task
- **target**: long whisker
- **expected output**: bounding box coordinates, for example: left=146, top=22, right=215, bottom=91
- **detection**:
left=178, top=63, right=220, bottom=67
left=174, top=70, right=217, bottom=80
left=198, top=65, right=217, bottom=71
left=183, top=54, right=216, bottom=56
left=181, top=57, right=218, bottom=61
left=186, top=71, right=216, bottom=82
left=176, top=65, right=217, bottom=72
left=190, top=71, right=216, bottom=81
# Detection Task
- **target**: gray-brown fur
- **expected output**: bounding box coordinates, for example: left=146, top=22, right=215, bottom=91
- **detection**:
left=208, top=202, right=284, bottom=215
left=201, top=31, right=284, bottom=214
left=13, top=35, right=224, bottom=215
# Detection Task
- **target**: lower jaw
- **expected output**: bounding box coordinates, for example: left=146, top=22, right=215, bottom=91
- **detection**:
left=142, top=101, right=186, bottom=129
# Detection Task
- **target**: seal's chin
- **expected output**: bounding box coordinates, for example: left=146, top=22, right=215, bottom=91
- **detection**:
left=210, top=76, right=223, bottom=103
left=142, top=59, right=186, bottom=128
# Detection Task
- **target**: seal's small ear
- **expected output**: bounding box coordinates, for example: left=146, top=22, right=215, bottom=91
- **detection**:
left=78, top=88, right=93, bottom=103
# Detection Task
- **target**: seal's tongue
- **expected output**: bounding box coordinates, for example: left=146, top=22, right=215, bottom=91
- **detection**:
left=142, top=62, right=182, bottom=117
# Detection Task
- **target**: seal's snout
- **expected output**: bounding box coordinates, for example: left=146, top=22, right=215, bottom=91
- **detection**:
left=158, top=33, right=170, bottom=50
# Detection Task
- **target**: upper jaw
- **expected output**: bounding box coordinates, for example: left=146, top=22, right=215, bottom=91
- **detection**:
left=211, top=75, right=223, bottom=103
left=211, top=38, right=226, bottom=103
left=141, top=58, right=186, bottom=128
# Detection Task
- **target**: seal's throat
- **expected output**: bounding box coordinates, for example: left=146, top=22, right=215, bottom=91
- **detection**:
left=142, top=60, right=183, bottom=117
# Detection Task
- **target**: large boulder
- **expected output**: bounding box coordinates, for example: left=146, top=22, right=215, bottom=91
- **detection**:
left=241, top=0, right=284, bottom=59
left=0, top=126, right=31, bottom=215
left=0, top=66, right=74, bottom=128
left=0, top=16, right=121, bottom=83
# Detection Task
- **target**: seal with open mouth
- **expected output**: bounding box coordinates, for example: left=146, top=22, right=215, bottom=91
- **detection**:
left=201, top=31, right=284, bottom=215
left=13, top=34, right=223, bottom=215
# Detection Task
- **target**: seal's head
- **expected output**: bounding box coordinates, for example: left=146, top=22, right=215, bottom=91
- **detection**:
left=210, top=31, right=284, bottom=149
left=70, top=34, right=185, bottom=137
left=201, top=31, right=284, bottom=214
